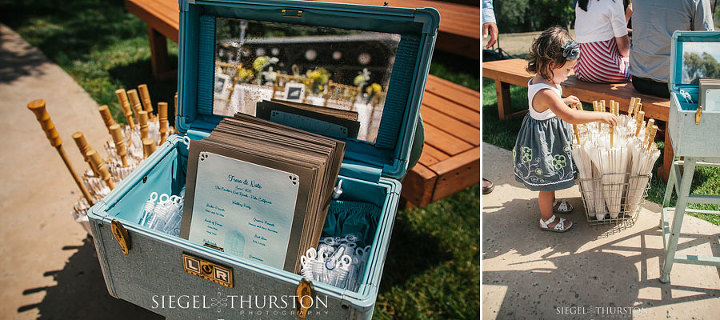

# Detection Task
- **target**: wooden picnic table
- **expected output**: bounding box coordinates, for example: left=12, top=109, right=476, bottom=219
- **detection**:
left=483, top=58, right=673, bottom=181
left=125, top=0, right=480, bottom=207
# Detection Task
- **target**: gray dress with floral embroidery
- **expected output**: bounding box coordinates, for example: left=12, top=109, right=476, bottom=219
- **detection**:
left=513, top=80, right=577, bottom=191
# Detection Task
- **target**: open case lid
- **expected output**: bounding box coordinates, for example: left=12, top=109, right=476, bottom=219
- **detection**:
left=176, top=0, right=440, bottom=181
left=669, top=31, right=720, bottom=92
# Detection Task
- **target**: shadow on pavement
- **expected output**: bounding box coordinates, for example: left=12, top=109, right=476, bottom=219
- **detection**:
left=482, top=195, right=720, bottom=319
left=17, top=237, right=163, bottom=320
left=0, top=24, right=48, bottom=84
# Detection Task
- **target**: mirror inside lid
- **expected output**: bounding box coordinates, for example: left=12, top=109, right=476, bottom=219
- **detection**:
left=212, top=18, right=400, bottom=143
left=179, top=0, right=439, bottom=179
left=679, top=42, right=720, bottom=85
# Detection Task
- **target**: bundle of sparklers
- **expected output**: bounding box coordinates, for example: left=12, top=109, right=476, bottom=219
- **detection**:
left=27, top=85, right=177, bottom=233
left=571, top=97, right=661, bottom=224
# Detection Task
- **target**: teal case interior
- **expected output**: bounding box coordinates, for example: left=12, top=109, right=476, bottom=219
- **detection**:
left=176, top=0, right=439, bottom=180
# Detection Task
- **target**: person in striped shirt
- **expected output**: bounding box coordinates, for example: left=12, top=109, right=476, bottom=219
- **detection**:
left=573, top=0, right=633, bottom=83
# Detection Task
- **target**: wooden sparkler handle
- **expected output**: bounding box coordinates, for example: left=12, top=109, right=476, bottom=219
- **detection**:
left=628, top=97, right=637, bottom=117
left=138, top=84, right=154, bottom=119
left=27, top=100, right=95, bottom=204
left=71, top=131, right=98, bottom=176
left=138, top=110, right=149, bottom=140
left=635, top=111, right=645, bottom=136
left=158, top=102, right=168, bottom=144
left=109, top=124, right=128, bottom=167
left=116, top=89, right=135, bottom=129
left=98, top=105, right=115, bottom=132
left=127, top=89, right=143, bottom=118
left=647, top=118, right=655, bottom=131
left=87, top=149, right=114, bottom=190
left=27, top=99, right=62, bottom=147
left=647, top=125, right=658, bottom=150
left=142, top=138, right=156, bottom=159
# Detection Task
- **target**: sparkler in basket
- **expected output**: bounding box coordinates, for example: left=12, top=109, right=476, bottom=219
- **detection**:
left=28, top=84, right=177, bottom=233
left=573, top=97, right=661, bottom=223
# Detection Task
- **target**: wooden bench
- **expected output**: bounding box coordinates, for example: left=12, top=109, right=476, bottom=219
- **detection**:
left=125, top=0, right=480, bottom=207
left=124, top=0, right=480, bottom=79
left=482, top=58, right=673, bottom=181
left=308, top=0, right=481, bottom=59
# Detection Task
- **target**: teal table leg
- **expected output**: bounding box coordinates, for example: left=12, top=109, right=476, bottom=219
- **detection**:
left=660, top=158, right=697, bottom=283
left=660, top=157, right=678, bottom=229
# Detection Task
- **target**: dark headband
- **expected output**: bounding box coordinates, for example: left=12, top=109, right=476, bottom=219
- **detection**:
left=562, top=40, right=580, bottom=61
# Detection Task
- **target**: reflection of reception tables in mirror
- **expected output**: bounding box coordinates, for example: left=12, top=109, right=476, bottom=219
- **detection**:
left=212, top=83, right=382, bottom=143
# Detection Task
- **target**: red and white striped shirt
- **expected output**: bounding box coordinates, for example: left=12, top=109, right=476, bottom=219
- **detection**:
left=574, top=38, right=630, bottom=83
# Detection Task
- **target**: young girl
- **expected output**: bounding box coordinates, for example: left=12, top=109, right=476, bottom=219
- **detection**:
left=513, top=27, right=618, bottom=232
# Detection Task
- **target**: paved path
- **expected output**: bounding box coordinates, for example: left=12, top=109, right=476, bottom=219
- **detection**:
left=482, top=142, right=720, bottom=319
left=489, top=30, right=577, bottom=57
left=0, top=24, right=161, bottom=319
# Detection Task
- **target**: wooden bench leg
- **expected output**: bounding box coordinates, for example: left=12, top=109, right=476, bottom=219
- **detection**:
left=148, top=26, right=172, bottom=79
left=495, top=80, right=512, bottom=120
left=658, top=128, right=673, bottom=182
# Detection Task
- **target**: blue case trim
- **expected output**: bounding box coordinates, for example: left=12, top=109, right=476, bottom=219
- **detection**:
left=197, top=16, right=216, bottom=115
left=375, top=33, right=419, bottom=149
left=176, top=4, right=201, bottom=133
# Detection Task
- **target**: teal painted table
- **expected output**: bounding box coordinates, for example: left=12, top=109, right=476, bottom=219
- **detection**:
left=660, top=156, right=720, bottom=283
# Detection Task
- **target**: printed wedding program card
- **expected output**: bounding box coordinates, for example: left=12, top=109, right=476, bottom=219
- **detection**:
left=180, top=113, right=345, bottom=273
left=187, top=152, right=300, bottom=269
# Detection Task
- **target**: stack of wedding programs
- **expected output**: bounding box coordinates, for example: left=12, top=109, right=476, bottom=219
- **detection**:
left=180, top=113, right=346, bottom=273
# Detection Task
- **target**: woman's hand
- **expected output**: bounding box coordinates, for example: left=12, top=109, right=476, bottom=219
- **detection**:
left=563, top=95, right=580, bottom=106
left=598, top=112, right=619, bottom=127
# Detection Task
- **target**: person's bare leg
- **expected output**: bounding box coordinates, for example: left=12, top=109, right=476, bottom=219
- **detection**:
left=539, top=190, right=572, bottom=230
left=539, top=190, right=555, bottom=222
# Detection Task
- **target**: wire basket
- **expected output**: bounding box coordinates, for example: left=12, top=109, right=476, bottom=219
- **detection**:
left=578, top=172, right=652, bottom=226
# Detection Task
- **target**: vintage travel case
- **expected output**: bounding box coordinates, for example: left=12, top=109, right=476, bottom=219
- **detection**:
left=668, top=31, right=720, bottom=158
left=87, top=0, right=438, bottom=318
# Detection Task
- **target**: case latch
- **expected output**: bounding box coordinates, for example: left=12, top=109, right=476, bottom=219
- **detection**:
left=111, top=219, right=130, bottom=255
left=295, top=278, right=315, bottom=318
left=282, top=9, right=303, bottom=17
left=696, top=105, right=703, bottom=124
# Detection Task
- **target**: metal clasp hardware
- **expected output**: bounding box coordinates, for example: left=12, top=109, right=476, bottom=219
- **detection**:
left=696, top=106, right=703, bottom=124
left=295, top=278, right=315, bottom=318
left=111, top=219, right=130, bottom=255
left=282, top=9, right=303, bottom=17
left=182, top=253, right=234, bottom=288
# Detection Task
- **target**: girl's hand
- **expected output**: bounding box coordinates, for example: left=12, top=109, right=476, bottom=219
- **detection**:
left=598, top=112, right=619, bottom=127
left=563, top=95, right=580, bottom=106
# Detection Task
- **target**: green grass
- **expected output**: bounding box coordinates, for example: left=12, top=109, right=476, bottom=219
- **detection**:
left=482, top=77, right=720, bottom=226
left=1, top=0, right=480, bottom=318
left=1, top=0, right=179, bottom=124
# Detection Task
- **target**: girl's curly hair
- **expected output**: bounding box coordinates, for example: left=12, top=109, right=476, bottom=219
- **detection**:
left=526, top=27, right=574, bottom=81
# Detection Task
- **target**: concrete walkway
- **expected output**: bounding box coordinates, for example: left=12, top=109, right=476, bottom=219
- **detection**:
left=482, top=143, right=720, bottom=319
left=491, top=30, right=577, bottom=57
left=0, top=24, right=161, bottom=319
